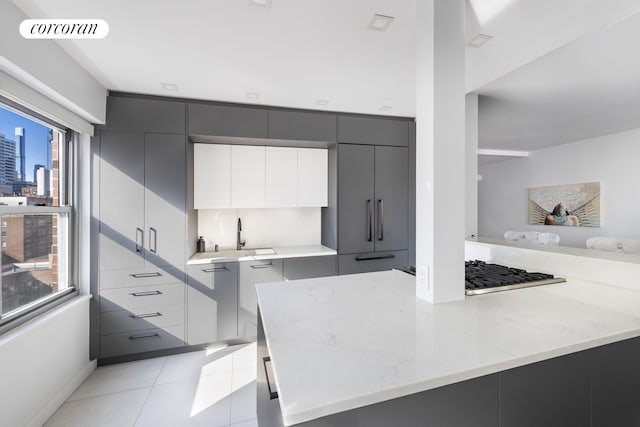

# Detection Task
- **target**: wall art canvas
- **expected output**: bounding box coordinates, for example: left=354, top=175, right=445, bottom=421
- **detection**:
left=528, top=182, right=601, bottom=227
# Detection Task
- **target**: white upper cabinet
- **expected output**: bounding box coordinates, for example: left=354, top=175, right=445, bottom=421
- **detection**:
left=231, top=145, right=265, bottom=208
left=266, top=147, right=298, bottom=207
left=298, top=148, right=328, bottom=207
left=193, top=143, right=327, bottom=209
left=194, top=144, right=231, bottom=209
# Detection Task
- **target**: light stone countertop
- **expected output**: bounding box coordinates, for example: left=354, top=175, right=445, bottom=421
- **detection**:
left=256, top=269, right=640, bottom=426
left=187, top=245, right=337, bottom=265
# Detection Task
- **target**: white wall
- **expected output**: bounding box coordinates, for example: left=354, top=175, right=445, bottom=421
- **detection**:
left=197, top=208, right=321, bottom=251
left=0, top=1, right=106, bottom=125
left=478, top=127, right=640, bottom=248
left=0, top=296, right=94, bottom=427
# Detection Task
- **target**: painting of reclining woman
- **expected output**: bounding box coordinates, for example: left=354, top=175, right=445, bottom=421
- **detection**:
left=528, top=182, right=601, bottom=227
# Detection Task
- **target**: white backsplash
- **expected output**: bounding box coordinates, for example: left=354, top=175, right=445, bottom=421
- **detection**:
left=197, top=208, right=321, bottom=251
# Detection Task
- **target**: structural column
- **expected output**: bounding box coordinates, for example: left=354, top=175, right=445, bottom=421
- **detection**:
left=415, top=0, right=466, bottom=303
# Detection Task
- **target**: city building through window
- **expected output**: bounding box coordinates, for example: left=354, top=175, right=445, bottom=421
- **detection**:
left=0, top=102, right=74, bottom=325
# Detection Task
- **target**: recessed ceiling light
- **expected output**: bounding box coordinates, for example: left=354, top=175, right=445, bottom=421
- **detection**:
left=316, top=99, right=330, bottom=106
left=367, top=14, right=394, bottom=31
left=379, top=105, right=392, bottom=111
left=160, top=83, right=178, bottom=91
left=246, top=92, right=260, bottom=100
left=467, top=34, right=493, bottom=48
left=250, top=0, right=271, bottom=7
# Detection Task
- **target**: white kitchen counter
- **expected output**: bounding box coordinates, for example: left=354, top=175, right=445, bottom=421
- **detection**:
left=256, top=268, right=640, bottom=426
left=187, top=244, right=336, bottom=265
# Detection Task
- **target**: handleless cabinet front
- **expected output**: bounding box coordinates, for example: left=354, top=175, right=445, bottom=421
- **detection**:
left=239, top=259, right=283, bottom=338
left=186, top=262, right=238, bottom=345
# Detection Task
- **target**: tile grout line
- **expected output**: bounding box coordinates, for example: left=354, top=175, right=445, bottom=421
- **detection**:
left=132, top=356, right=169, bottom=426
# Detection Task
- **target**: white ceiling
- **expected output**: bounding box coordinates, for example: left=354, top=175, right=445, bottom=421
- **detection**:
left=478, top=9, right=640, bottom=151
left=11, top=0, right=640, bottom=150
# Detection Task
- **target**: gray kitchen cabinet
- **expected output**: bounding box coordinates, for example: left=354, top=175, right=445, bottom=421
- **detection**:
left=337, top=116, right=409, bottom=147
left=268, top=109, right=337, bottom=142
left=283, top=256, right=338, bottom=281
left=145, top=133, right=187, bottom=268
left=105, top=96, right=185, bottom=134
left=188, top=102, right=268, bottom=138
left=186, top=262, right=238, bottom=345
left=500, top=352, right=591, bottom=427
left=338, top=144, right=375, bottom=254
left=99, top=131, right=186, bottom=271
left=99, top=130, right=146, bottom=271
left=338, top=251, right=408, bottom=275
left=591, top=338, right=640, bottom=427
left=239, top=259, right=283, bottom=338
left=374, top=146, right=408, bottom=252
left=338, top=144, right=408, bottom=256
left=98, top=125, right=187, bottom=359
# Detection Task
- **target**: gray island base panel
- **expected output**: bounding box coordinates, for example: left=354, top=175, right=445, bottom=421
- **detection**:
left=256, top=269, right=640, bottom=426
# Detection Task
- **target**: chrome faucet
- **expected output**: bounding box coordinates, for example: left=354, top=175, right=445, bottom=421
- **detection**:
left=237, top=218, right=246, bottom=250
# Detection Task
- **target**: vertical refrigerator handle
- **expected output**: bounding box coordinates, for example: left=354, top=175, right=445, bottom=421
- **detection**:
left=366, top=199, right=372, bottom=242
left=135, top=228, right=144, bottom=253
left=149, top=227, right=157, bottom=254
left=377, top=199, right=384, bottom=241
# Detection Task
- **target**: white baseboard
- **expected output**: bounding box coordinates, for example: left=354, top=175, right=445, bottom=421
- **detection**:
left=27, top=359, right=97, bottom=427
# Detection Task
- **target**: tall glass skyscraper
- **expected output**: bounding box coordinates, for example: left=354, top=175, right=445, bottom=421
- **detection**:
left=15, top=126, right=26, bottom=182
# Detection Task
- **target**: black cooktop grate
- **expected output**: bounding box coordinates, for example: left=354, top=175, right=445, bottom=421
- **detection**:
left=465, top=260, right=566, bottom=295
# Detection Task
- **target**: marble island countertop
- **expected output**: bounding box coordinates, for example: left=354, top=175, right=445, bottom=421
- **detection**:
left=187, top=244, right=336, bottom=265
left=256, top=268, right=640, bottom=426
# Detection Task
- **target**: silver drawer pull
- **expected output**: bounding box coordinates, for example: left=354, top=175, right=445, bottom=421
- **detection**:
left=263, top=357, right=279, bottom=400
left=251, top=263, right=273, bottom=269
left=202, top=266, right=228, bottom=273
left=130, top=290, right=163, bottom=297
left=129, top=312, right=162, bottom=319
left=130, top=272, right=162, bottom=278
left=128, top=333, right=161, bottom=341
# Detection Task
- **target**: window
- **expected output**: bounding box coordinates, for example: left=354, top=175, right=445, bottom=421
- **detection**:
left=0, top=102, right=75, bottom=326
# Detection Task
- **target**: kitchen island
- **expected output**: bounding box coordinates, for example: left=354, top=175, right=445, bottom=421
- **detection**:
left=255, top=242, right=640, bottom=426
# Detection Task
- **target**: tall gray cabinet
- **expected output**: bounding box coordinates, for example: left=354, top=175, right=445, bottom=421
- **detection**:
left=337, top=116, right=410, bottom=274
left=97, top=96, right=188, bottom=360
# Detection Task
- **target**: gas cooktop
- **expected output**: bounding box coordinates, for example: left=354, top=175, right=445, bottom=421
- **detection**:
left=465, top=260, right=566, bottom=295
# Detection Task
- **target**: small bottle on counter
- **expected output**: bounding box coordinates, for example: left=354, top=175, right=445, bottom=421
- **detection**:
left=197, top=236, right=206, bottom=253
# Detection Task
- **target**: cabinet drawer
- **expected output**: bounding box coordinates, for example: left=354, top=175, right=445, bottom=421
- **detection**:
left=100, top=267, right=185, bottom=290
left=186, top=262, right=238, bottom=290
left=100, top=283, right=185, bottom=312
left=283, top=256, right=337, bottom=281
left=100, top=304, right=185, bottom=335
left=99, top=326, right=185, bottom=358
left=338, top=251, right=408, bottom=275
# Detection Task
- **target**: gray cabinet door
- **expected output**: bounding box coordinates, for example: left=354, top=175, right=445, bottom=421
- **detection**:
left=186, top=263, right=238, bottom=345
left=105, top=96, right=185, bottom=134
left=500, top=352, right=591, bottom=427
left=99, top=131, right=145, bottom=271
left=144, top=133, right=186, bottom=268
left=268, top=110, right=337, bottom=142
left=188, top=103, right=268, bottom=138
left=374, top=146, right=408, bottom=252
left=338, top=144, right=375, bottom=254
left=337, top=116, right=409, bottom=147
left=238, top=259, right=283, bottom=338
left=283, top=256, right=337, bottom=281
left=338, top=251, right=408, bottom=275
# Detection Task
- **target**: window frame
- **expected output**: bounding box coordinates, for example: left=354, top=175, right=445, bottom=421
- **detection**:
left=0, top=99, right=78, bottom=333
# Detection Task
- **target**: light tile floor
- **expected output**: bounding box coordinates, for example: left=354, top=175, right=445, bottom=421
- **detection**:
left=45, top=343, right=258, bottom=427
